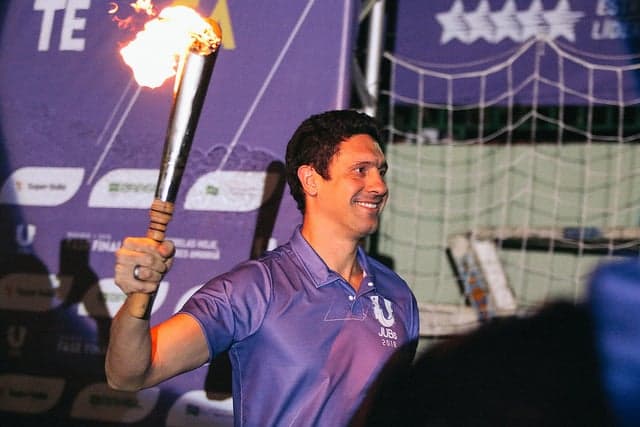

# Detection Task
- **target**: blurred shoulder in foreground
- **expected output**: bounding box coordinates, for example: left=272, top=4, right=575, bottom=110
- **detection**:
left=352, top=258, right=640, bottom=427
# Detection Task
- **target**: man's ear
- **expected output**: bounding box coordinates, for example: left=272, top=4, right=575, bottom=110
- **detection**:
left=297, top=165, right=318, bottom=196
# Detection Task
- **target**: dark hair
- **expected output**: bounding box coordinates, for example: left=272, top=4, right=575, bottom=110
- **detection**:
left=285, top=110, right=382, bottom=213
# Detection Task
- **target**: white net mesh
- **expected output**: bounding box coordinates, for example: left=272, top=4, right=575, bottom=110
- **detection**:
left=377, top=37, right=640, bottom=336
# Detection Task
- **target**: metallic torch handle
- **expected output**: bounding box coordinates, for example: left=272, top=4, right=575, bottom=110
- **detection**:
left=128, top=46, right=220, bottom=319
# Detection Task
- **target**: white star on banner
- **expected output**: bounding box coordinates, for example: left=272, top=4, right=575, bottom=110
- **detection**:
left=436, top=0, right=470, bottom=44
left=436, top=0, right=584, bottom=45
left=544, top=0, right=584, bottom=42
left=465, top=0, right=496, bottom=43
left=491, top=0, right=522, bottom=42
left=517, top=0, right=547, bottom=40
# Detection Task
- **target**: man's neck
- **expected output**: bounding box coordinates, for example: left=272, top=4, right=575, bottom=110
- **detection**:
left=300, top=222, right=363, bottom=291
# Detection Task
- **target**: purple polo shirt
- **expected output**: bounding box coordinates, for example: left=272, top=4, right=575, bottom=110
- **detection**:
left=180, top=227, right=419, bottom=426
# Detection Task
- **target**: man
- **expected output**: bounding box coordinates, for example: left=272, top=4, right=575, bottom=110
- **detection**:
left=105, top=109, right=420, bottom=426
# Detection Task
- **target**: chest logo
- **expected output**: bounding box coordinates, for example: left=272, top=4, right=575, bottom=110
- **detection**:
left=370, top=295, right=395, bottom=328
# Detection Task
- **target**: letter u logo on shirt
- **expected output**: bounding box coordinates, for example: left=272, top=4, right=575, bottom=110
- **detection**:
left=370, top=295, right=395, bottom=328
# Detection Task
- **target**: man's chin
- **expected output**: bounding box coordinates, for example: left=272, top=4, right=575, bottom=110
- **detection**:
left=358, top=221, right=380, bottom=238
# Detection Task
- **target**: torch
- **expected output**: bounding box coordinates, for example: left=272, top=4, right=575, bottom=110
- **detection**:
left=119, top=6, right=222, bottom=318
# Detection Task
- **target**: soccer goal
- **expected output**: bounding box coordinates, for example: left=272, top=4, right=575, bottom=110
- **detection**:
left=375, top=37, right=640, bottom=336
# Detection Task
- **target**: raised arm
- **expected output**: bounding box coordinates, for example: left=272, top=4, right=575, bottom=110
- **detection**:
left=105, top=237, right=210, bottom=391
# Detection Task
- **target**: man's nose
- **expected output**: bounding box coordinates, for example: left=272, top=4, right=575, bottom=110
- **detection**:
left=368, top=169, right=387, bottom=195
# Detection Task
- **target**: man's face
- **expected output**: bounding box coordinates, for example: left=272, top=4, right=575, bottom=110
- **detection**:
left=314, top=133, right=388, bottom=240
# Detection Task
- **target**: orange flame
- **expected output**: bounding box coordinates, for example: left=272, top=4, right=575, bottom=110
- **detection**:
left=129, top=0, right=155, bottom=15
left=108, top=0, right=153, bottom=30
left=119, top=5, right=221, bottom=89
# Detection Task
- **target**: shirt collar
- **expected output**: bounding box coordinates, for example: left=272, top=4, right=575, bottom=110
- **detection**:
left=289, top=226, right=373, bottom=288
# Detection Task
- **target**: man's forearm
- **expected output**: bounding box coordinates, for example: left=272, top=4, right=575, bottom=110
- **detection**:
left=105, top=297, right=154, bottom=391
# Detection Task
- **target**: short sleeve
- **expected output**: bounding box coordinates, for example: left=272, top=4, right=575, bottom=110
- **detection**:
left=179, top=260, right=272, bottom=360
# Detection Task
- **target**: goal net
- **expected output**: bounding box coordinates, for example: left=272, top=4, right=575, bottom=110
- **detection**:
left=376, top=37, right=640, bottom=336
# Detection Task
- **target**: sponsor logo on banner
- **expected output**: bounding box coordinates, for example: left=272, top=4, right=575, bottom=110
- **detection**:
left=185, top=171, right=269, bottom=211
left=16, top=223, right=36, bottom=249
left=0, top=167, right=84, bottom=206
left=0, top=273, right=67, bottom=311
left=90, top=235, right=122, bottom=253
left=77, top=278, right=169, bottom=318
left=592, top=0, right=640, bottom=40
left=71, top=230, right=221, bottom=261
left=0, top=374, right=65, bottom=413
left=57, top=333, right=106, bottom=357
left=70, top=383, right=159, bottom=423
left=88, top=169, right=157, bottom=208
left=171, top=237, right=221, bottom=261
left=6, top=325, right=28, bottom=358
left=436, top=0, right=584, bottom=44
left=166, top=390, right=234, bottom=427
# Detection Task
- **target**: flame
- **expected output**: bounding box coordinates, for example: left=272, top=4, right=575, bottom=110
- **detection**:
left=119, top=5, right=221, bottom=89
left=109, top=0, right=155, bottom=31
left=129, top=0, right=155, bottom=15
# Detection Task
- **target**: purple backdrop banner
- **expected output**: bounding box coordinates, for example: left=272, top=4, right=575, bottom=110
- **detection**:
left=0, top=0, right=356, bottom=425
left=393, top=0, right=640, bottom=105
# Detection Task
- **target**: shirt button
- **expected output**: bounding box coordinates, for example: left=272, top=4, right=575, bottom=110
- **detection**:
left=348, top=295, right=355, bottom=301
